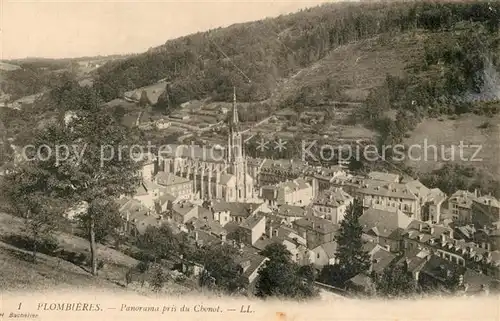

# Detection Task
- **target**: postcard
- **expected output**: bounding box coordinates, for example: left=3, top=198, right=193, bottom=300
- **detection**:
left=0, top=0, right=499, bottom=320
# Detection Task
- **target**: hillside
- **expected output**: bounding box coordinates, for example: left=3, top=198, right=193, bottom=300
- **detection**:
left=0, top=212, right=196, bottom=294
left=1, top=1, right=500, bottom=183
left=93, top=1, right=500, bottom=103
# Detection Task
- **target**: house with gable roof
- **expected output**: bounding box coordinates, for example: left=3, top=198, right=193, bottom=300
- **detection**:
left=359, top=208, right=413, bottom=253
left=310, top=241, right=338, bottom=268
left=312, top=187, right=354, bottom=224
left=359, top=182, right=420, bottom=219
left=292, top=215, right=339, bottom=250
left=260, top=178, right=314, bottom=207
left=402, top=220, right=500, bottom=277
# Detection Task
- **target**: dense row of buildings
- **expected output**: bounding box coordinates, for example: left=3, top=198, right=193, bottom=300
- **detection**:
left=112, top=92, right=500, bottom=294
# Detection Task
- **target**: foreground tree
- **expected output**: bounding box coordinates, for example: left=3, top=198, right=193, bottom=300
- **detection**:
left=150, top=266, right=167, bottom=292
left=318, top=264, right=344, bottom=287
left=77, top=198, right=122, bottom=244
left=334, top=198, right=371, bottom=285
left=256, top=243, right=317, bottom=299
left=373, top=260, right=418, bottom=298
left=3, top=164, right=65, bottom=261
left=136, top=225, right=180, bottom=262
left=8, top=90, right=142, bottom=275
left=259, top=243, right=292, bottom=262
left=199, top=244, right=248, bottom=293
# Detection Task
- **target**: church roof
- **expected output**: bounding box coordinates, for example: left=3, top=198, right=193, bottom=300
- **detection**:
left=158, top=144, right=225, bottom=163
left=156, top=171, right=190, bottom=186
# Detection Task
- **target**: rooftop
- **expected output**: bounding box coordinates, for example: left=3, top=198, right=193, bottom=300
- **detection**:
left=359, top=208, right=413, bottom=238
left=314, top=187, right=353, bottom=207
left=156, top=171, right=191, bottom=186
left=293, top=216, right=338, bottom=235
left=172, top=201, right=199, bottom=217
left=275, top=204, right=308, bottom=217
left=211, top=201, right=261, bottom=217
left=240, top=214, right=265, bottom=230
left=368, top=171, right=400, bottom=183
left=359, top=182, right=417, bottom=200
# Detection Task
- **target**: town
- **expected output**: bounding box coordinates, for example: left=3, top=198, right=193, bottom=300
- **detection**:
left=1, top=0, right=500, bottom=301
left=60, top=90, right=498, bottom=298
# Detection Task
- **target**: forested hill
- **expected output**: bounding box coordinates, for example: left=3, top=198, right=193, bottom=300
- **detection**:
left=93, top=1, right=500, bottom=105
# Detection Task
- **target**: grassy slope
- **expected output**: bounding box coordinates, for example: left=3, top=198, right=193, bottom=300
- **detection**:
left=270, top=32, right=425, bottom=103
left=403, top=113, right=500, bottom=178
left=0, top=213, right=195, bottom=294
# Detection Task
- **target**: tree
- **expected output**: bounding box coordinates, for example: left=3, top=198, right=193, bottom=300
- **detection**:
left=298, top=264, right=317, bottom=283
left=199, top=244, right=248, bottom=293
left=64, top=108, right=141, bottom=276
left=112, top=105, right=127, bottom=122
left=3, top=161, right=66, bottom=262
left=318, top=264, right=344, bottom=287
left=334, top=198, right=371, bottom=285
left=77, top=198, right=122, bottom=244
left=256, top=259, right=316, bottom=300
left=136, top=225, right=180, bottom=261
left=150, top=266, right=167, bottom=292
left=259, top=243, right=292, bottom=262
left=256, top=243, right=317, bottom=299
left=373, top=260, right=418, bottom=298
left=15, top=92, right=142, bottom=276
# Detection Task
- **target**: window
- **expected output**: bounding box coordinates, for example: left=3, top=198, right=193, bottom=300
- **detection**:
left=317, top=253, right=320, bottom=259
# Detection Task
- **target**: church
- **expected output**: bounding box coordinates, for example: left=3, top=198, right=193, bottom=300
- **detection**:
left=156, top=88, right=259, bottom=203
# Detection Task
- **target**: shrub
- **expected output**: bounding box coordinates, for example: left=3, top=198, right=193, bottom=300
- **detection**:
left=38, top=236, right=59, bottom=254
left=478, top=121, right=491, bottom=129
left=77, top=253, right=88, bottom=265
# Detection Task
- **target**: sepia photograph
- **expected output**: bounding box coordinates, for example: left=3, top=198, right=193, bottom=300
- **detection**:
left=0, top=0, right=499, bottom=320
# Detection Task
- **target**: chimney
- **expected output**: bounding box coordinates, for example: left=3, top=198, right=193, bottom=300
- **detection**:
left=419, top=223, right=424, bottom=232
left=194, top=231, right=199, bottom=241
left=487, top=243, right=491, bottom=251
left=430, top=227, right=435, bottom=235
left=441, top=233, right=447, bottom=245
left=474, top=189, right=478, bottom=198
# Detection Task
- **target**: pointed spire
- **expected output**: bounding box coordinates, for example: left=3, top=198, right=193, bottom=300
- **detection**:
left=232, top=86, right=238, bottom=125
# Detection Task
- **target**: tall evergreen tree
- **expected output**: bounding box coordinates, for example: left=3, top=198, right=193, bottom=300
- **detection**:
left=334, top=198, right=371, bottom=284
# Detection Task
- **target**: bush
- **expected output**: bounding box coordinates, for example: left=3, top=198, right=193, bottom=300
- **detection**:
left=77, top=253, right=88, bottom=265
left=478, top=121, right=491, bottom=129
left=137, top=261, right=150, bottom=274
left=38, top=235, right=59, bottom=254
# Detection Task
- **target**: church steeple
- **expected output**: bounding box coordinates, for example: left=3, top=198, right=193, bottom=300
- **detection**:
left=227, top=87, right=243, bottom=168
left=231, top=86, right=239, bottom=128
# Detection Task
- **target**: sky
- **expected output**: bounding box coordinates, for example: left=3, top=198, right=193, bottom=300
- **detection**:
left=1, top=0, right=335, bottom=60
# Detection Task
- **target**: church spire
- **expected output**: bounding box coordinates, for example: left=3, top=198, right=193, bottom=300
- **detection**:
left=232, top=86, right=238, bottom=126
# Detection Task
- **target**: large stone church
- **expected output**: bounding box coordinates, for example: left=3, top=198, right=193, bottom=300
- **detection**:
left=156, top=88, right=259, bottom=203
